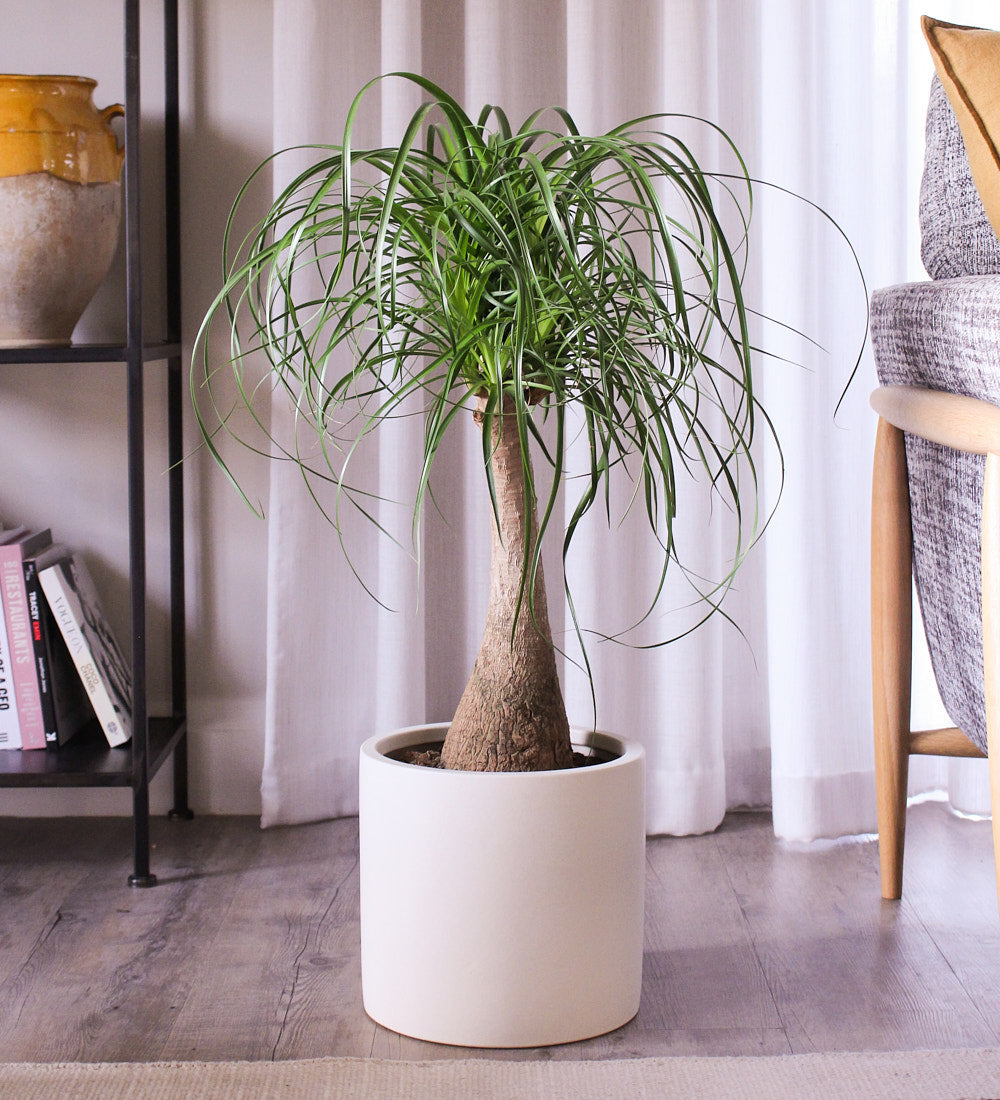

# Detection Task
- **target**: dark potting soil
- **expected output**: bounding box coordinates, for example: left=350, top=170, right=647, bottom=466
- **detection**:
left=388, top=741, right=617, bottom=770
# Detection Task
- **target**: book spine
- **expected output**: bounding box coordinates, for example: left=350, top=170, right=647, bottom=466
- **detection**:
left=0, top=555, right=45, bottom=749
left=0, top=589, right=21, bottom=749
left=38, top=566, right=129, bottom=748
left=23, top=560, right=57, bottom=747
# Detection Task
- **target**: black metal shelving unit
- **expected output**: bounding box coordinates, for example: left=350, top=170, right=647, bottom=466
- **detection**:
left=0, top=0, right=189, bottom=886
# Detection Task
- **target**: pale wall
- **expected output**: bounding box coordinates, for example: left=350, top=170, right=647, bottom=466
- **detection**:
left=0, top=0, right=276, bottom=815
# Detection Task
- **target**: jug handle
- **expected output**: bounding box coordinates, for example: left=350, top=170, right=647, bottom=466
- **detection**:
left=101, top=103, right=126, bottom=165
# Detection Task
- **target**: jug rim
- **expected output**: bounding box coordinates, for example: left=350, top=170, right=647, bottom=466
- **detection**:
left=0, top=75, right=98, bottom=88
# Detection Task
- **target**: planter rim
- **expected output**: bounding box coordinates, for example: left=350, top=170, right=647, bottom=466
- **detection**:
left=361, top=722, right=643, bottom=778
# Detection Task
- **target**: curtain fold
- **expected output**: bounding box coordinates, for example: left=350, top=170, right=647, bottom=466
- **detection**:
left=752, top=1, right=894, bottom=840
left=260, top=0, right=953, bottom=838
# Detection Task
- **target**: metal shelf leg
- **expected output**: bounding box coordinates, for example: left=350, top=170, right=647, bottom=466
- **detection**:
left=129, top=771, right=157, bottom=888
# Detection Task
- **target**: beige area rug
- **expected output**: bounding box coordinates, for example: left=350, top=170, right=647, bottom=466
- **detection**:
left=2, top=1050, right=1000, bottom=1100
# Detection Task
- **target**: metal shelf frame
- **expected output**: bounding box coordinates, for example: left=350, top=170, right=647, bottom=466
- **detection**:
left=0, top=0, right=190, bottom=887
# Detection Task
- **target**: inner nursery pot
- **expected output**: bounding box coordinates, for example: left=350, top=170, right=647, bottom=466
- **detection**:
left=359, top=723, right=645, bottom=1048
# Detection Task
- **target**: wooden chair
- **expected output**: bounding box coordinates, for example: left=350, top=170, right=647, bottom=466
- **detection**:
left=870, top=388, right=1000, bottom=904
left=870, top=75, right=1000, bottom=907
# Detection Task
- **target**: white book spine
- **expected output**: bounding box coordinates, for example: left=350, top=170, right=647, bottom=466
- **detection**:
left=38, top=564, right=129, bottom=748
left=0, top=594, right=21, bottom=749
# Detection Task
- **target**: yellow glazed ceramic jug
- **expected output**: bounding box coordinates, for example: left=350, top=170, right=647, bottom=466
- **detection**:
left=0, top=75, right=125, bottom=346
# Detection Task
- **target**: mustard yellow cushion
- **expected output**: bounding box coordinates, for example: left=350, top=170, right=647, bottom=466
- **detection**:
left=923, top=15, right=1000, bottom=243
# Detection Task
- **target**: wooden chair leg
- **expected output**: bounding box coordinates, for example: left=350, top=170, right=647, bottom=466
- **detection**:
left=871, top=418, right=913, bottom=900
left=981, top=452, right=1000, bottom=919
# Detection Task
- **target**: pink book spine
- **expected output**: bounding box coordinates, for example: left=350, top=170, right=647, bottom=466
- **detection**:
left=0, top=552, right=44, bottom=748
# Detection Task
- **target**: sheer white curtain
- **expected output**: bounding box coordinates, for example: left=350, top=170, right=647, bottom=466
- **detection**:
left=260, top=0, right=928, bottom=837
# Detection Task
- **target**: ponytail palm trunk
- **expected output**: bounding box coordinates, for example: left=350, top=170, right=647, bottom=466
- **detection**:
left=193, top=72, right=775, bottom=774
left=443, top=399, right=573, bottom=771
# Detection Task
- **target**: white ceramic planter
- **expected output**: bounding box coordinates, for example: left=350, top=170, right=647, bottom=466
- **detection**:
left=359, top=723, right=645, bottom=1048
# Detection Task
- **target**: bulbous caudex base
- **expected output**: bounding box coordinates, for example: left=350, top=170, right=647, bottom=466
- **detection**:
left=441, top=402, right=574, bottom=772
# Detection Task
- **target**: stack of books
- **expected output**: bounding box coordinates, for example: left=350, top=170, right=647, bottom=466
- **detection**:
left=0, top=526, right=132, bottom=751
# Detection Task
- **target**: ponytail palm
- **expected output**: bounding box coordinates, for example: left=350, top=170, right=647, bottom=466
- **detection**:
left=193, top=72, right=773, bottom=772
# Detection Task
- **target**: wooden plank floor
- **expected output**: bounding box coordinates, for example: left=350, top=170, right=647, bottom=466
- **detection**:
left=0, top=804, right=998, bottom=1062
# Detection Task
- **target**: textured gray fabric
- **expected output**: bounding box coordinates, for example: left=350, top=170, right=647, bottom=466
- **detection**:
left=871, top=277, right=1000, bottom=753
left=919, top=76, right=1000, bottom=280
